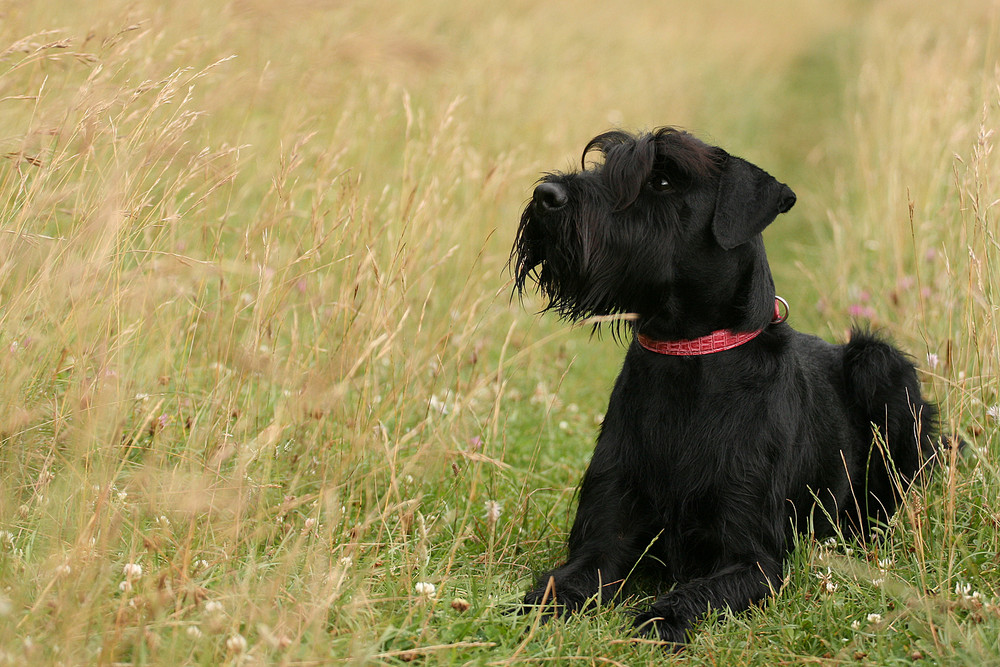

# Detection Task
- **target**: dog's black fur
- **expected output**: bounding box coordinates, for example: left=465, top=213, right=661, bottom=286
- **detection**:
left=511, top=128, right=939, bottom=644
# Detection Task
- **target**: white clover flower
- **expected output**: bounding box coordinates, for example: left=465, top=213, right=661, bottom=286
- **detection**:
left=339, top=556, right=353, bottom=568
left=54, top=564, right=71, bottom=577
left=878, top=558, right=893, bottom=571
left=122, top=563, right=142, bottom=579
left=987, top=404, right=1000, bottom=421
left=815, top=567, right=837, bottom=593
left=954, top=581, right=982, bottom=601
left=226, top=634, right=247, bottom=653
left=414, top=582, right=436, bottom=597
left=867, top=613, right=882, bottom=623
left=186, top=625, right=203, bottom=639
left=205, top=600, right=224, bottom=614
left=851, top=620, right=861, bottom=630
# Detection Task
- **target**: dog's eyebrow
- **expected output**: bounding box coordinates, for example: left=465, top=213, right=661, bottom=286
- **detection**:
left=600, top=136, right=658, bottom=208
left=592, top=129, right=722, bottom=209
left=581, top=130, right=636, bottom=170
left=583, top=129, right=722, bottom=204
left=650, top=127, right=723, bottom=180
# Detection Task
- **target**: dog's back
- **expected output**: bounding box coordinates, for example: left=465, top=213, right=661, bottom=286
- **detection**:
left=777, top=327, right=938, bottom=537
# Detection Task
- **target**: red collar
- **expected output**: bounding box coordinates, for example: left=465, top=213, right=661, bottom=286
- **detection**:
left=637, top=297, right=788, bottom=356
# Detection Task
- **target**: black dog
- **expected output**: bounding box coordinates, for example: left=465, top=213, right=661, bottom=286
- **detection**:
left=511, top=128, right=938, bottom=644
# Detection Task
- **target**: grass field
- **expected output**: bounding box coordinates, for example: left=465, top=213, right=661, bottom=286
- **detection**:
left=1, top=0, right=999, bottom=664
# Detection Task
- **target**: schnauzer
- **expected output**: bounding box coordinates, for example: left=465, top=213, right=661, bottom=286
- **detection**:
left=511, top=128, right=938, bottom=644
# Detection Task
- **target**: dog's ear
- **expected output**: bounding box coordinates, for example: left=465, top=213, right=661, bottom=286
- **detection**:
left=711, top=155, right=796, bottom=250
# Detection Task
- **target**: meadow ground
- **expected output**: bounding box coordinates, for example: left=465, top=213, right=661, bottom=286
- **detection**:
left=1, top=0, right=999, bottom=664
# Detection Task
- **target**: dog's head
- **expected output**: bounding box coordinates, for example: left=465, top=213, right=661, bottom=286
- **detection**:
left=511, top=128, right=796, bottom=340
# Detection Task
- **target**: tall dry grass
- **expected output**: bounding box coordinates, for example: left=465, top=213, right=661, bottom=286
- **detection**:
left=0, top=0, right=997, bottom=664
left=790, top=2, right=1000, bottom=662
left=0, top=32, right=514, bottom=667
left=816, top=0, right=1000, bottom=458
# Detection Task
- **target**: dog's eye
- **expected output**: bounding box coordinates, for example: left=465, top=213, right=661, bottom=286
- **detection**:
left=648, top=174, right=672, bottom=192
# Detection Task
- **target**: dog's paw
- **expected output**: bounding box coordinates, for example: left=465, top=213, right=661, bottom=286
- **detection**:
left=632, top=608, right=690, bottom=647
left=521, top=587, right=557, bottom=613
left=521, top=585, right=591, bottom=618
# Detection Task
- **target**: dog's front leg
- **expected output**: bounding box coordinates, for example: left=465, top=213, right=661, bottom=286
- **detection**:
left=632, top=557, right=781, bottom=644
left=523, top=461, right=654, bottom=616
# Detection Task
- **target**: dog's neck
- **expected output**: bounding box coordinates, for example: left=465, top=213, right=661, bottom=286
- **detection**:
left=636, top=297, right=788, bottom=356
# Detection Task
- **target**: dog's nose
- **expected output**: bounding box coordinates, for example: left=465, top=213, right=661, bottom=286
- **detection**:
left=533, top=182, right=568, bottom=211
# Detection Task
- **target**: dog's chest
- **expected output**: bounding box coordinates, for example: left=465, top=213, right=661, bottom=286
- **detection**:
left=606, top=354, right=788, bottom=508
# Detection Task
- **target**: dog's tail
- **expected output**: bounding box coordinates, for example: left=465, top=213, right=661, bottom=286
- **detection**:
left=842, top=329, right=941, bottom=476
left=841, top=329, right=948, bottom=535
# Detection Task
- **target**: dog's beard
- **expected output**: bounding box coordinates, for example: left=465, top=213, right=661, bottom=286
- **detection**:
left=512, top=206, right=632, bottom=331
left=511, top=206, right=545, bottom=294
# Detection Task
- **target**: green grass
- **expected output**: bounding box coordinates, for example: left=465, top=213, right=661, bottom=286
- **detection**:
left=1, top=0, right=998, bottom=664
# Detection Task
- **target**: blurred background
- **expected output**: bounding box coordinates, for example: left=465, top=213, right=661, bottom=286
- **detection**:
left=1, top=0, right=998, bottom=663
